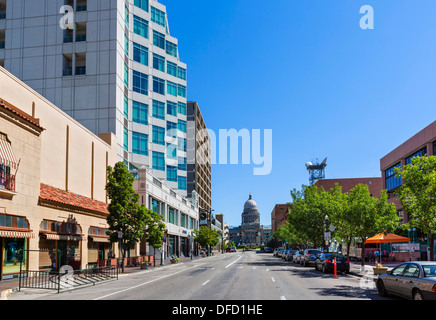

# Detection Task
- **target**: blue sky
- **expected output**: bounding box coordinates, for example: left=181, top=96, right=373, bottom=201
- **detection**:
left=161, top=0, right=436, bottom=227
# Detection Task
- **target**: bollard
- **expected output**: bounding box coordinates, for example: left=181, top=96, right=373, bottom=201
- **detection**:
left=334, top=257, right=337, bottom=278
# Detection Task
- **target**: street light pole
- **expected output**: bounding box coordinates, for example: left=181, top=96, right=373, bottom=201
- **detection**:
left=325, top=215, right=329, bottom=253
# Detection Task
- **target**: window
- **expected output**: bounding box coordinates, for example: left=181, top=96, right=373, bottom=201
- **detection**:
left=133, top=71, right=148, bottom=95
left=167, top=166, right=177, bottom=182
left=124, top=63, right=129, bottom=88
left=180, top=213, right=187, bottom=228
left=166, top=143, right=177, bottom=160
left=167, top=81, right=177, bottom=97
left=153, top=53, right=165, bottom=72
left=166, top=41, right=177, bottom=57
left=132, top=101, right=148, bottom=125
left=152, top=126, right=165, bottom=145
left=152, top=100, right=165, bottom=120
left=124, top=95, right=129, bottom=118
left=167, top=61, right=177, bottom=77
left=133, top=43, right=148, bottom=65
left=178, top=119, right=186, bottom=133
left=124, top=33, right=129, bottom=56
left=406, top=147, right=427, bottom=165
left=178, top=137, right=186, bottom=152
left=167, top=121, right=177, bottom=138
left=167, top=101, right=177, bottom=116
left=178, top=157, right=187, bottom=171
left=132, top=132, right=148, bottom=156
left=403, top=264, right=420, bottom=278
left=133, top=15, right=148, bottom=39
left=151, top=6, right=166, bottom=28
left=385, top=162, right=402, bottom=192
left=168, top=207, right=175, bottom=224
left=123, top=127, right=128, bottom=150
left=134, top=0, right=149, bottom=12
left=0, top=214, right=29, bottom=229
left=152, top=151, right=165, bottom=171
left=177, top=84, right=186, bottom=98
left=125, top=5, right=130, bottom=27
left=177, top=67, right=186, bottom=80
left=153, top=76, right=165, bottom=95
left=153, top=30, right=165, bottom=49
left=177, top=102, right=186, bottom=115
left=178, top=176, right=187, bottom=190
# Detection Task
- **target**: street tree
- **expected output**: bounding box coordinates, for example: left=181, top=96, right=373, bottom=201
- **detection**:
left=193, top=226, right=220, bottom=256
left=106, top=162, right=160, bottom=272
left=395, top=155, right=436, bottom=261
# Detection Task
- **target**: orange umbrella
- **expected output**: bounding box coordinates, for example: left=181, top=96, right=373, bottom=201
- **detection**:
left=366, top=233, right=410, bottom=244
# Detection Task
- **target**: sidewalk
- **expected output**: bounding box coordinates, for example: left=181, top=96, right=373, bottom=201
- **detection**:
left=348, top=261, right=400, bottom=280
left=0, top=253, right=220, bottom=300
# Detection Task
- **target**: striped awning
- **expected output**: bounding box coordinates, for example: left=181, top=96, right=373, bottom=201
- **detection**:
left=42, top=233, right=84, bottom=241
left=0, top=230, right=35, bottom=239
left=0, top=134, right=18, bottom=170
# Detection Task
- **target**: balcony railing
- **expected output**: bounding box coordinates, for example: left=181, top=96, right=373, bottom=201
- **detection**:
left=0, top=172, right=15, bottom=193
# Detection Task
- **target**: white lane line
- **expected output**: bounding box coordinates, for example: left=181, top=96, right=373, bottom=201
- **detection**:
left=202, top=280, right=210, bottom=286
left=271, top=277, right=275, bottom=282
left=280, top=296, right=286, bottom=300
left=225, top=255, right=242, bottom=269
left=93, top=265, right=198, bottom=300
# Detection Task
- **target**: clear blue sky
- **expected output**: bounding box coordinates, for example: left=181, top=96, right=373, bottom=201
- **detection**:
left=161, top=0, right=436, bottom=227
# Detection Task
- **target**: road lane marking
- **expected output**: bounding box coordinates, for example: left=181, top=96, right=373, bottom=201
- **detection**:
left=225, top=255, right=242, bottom=269
left=280, top=296, right=286, bottom=300
left=271, top=277, right=275, bottom=282
left=202, top=280, right=210, bottom=286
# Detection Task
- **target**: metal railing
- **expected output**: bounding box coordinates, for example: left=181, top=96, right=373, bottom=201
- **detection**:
left=19, top=265, right=119, bottom=293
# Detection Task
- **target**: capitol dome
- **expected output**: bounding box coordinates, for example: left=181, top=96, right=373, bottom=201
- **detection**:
left=244, top=194, right=258, bottom=211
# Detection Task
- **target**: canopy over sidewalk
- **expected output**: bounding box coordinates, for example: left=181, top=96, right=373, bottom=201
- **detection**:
left=366, top=233, right=410, bottom=244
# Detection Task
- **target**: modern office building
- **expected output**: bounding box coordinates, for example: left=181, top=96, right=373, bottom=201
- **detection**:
left=187, top=101, right=212, bottom=211
left=0, top=0, right=189, bottom=196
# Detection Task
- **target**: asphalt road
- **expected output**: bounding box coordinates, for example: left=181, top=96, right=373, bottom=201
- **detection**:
left=9, top=251, right=387, bottom=301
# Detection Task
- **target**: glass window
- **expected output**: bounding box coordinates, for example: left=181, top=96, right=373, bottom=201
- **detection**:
left=134, top=0, right=149, bottom=12
left=133, top=15, right=148, bottom=39
left=166, top=41, right=177, bottom=57
left=153, top=53, right=165, bottom=72
left=167, top=61, right=177, bottom=77
left=167, top=81, right=177, bottom=97
left=167, top=101, right=177, bottom=116
left=392, top=263, right=407, bottom=276
left=124, top=63, right=129, bottom=88
left=178, top=137, right=186, bottom=152
left=177, top=67, right=186, bottom=80
left=178, top=157, right=187, bottom=171
left=133, top=42, right=148, bottom=66
left=125, top=5, right=129, bottom=27
left=153, top=30, right=165, bottom=49
left=405, top=147, right=427, bottom=165
left=123, top=127, right=128, bottom=150
left=166, top=143, right=177, bottom=160
left=168, top=207, right=175, bottom=224
left=167, top=121, right=177, bottom=138
left=153, top=76, right=165, bottom=95
left=177, top=102, right=186, bottom=115
left=178, top=176, right=187, bottom=190
left=177, top=84, right=186, bottom=98
left=152, top=151, right=165, bottom=171
left=152, top=126, right=165, bottom=145
left=166, top=165, right=177, bottom=182
left=124, top=95, right=129, bottom=118
left=132, top=101, right=148, bottom=125
left=403, top=264, right=420, bottom=278
left=385, top=162, right=402, bottom=192
left=132, top=132, right=148, bottom=156
left=178, top=119, right=186, bottom=133
left=133, top=71, right=148, bottom=95
left=124, top=33, right=129, bottom=56
left=151, top=6, right=166, bottom=28
left=152, top=100, right=165, bottom=120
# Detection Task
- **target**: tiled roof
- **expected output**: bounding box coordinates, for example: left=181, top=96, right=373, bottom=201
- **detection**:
left=39, top=183, right=109, bottom=215
left=0, top=99, right=45, bottom=131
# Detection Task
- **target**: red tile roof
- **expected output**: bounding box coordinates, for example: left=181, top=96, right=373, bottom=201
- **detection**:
left=0, top=99, right=45, bottom=131
left=39, top=183, right=109, bottom=215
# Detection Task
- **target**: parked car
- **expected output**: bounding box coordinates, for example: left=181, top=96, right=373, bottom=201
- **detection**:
left=284, top=250, right=296, bottom=261
left=376, top=261, right=436, bottom=300
left=276, top=249, right=285, bottom=258
left=293, top=250, right=304, bottom=264
left=273, top=247, right=283, bottom=257
left=281, top=250, right=290, bottom=259
left=231, top=247, right=237, bottom=252
left=264, top=247, right=273, bottom=253
left=315, top=252, right=350, bottom=274
left=300, top=249, right=322, bottom=267
left=226, top=247, right=232, bottom=252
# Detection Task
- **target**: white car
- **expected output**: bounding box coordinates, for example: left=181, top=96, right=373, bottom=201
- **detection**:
left=231, top=247, right=237, bottom=252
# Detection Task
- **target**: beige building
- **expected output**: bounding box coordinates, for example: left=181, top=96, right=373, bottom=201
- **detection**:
left=0, top=67, right=119, bottom=280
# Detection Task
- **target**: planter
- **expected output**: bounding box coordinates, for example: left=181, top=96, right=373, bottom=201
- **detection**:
left=140, top=264, right=150, bottom=270
left=373, top=267, right=388, bottom=275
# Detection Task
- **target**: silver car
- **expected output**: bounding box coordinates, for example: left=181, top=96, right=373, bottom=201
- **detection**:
left=376, top=261, right=436, bottom=300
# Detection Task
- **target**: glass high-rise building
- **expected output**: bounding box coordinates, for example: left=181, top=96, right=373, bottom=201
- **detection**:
left=0, top=0, right=188, bottom=196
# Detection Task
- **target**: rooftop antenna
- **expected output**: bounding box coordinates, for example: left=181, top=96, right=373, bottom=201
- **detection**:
left=305, top=157, right=327, bottom=186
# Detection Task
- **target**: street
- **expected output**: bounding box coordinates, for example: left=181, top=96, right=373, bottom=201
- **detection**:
left=9, top=251, right=389, bottom=301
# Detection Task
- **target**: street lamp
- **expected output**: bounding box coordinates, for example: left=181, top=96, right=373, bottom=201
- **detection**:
left=325, top=215, right=329, bottom=253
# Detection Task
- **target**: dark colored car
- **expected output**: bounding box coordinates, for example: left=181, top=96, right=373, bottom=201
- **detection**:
left=315, top=253, right=350, bottom=274
left=284, top=250, right=296, bottom=261
left=377, top=262, right=436, bottom=300
left=292, top=251, right=304, bottom=264
left=300, top=249, right=322, bottom=267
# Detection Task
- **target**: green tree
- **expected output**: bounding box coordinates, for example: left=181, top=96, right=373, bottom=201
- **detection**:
left=347, top=184, right=399, bottom=266
left=106, top=162, right=159, bottom=272
left=193, top=226, right=220, bottom=256
left=144, top=208, right=166, bottom=266
left=395, top=155, right=436, bottom=261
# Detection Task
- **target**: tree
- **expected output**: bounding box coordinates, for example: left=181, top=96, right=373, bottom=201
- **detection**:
left=347, top=184, right=399, bottom=266
left=193, top=226, right=220, bottom=256
left=144, top=208, right=166, bottom=267
left=395, top=156, right=436, bottom=261
left=106, top=162, right=160, bottom=272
